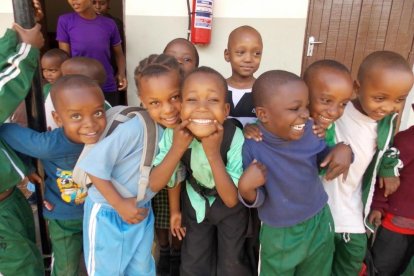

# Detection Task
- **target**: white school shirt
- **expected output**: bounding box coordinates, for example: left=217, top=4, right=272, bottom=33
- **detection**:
left=323, top=102, right=378, bottom=233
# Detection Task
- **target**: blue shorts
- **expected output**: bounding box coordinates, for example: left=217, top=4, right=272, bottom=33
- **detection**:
left=83, top=197, right=155, bottom=276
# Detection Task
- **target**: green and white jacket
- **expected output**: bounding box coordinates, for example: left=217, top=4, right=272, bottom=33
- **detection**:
left=0, top=29, right=39, bottom=192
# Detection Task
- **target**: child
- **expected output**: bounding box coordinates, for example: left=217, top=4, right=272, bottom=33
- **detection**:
left=164, top=38, right=199, bottom=76
left=41, top=48, right=69, bottom=97
left=151, top=66, right=252, bottom=275
left=238, top=70, right=353, bottom=275
left=224, top=25, right=262, bottom=127
left=77, top=54, right=183, bottom=276
left=57, top=0, right=127, bottom=106
left=151, top=37, right=200, bottom=276
left=0, top=20, right=44, bottom=276
left=369, top=107, right=414, bottom=275
left=44, top=56, right=109, bottom=130
left=322, top=51, right=414, bottom=275
left=0, top=75, right=107, bottom=276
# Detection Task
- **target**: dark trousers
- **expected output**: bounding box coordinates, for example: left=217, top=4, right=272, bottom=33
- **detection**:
left=180, top=185, right=251, bottom=276
left=372, top=226, right=414, bottom=276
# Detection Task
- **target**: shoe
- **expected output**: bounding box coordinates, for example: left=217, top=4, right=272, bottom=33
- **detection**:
left=157, top=246, right=170, bottom=276
left=170, top=249, right=181, bottom=276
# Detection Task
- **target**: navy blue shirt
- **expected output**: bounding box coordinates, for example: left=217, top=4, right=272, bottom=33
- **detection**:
left=0, top=124, right=84, bottom=220
left=240, top=120, right=329, bottom=227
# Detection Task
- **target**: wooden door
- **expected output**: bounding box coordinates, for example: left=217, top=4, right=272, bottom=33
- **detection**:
left=302, top=0, right=414, bottom=79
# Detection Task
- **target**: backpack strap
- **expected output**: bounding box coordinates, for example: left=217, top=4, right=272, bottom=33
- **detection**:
left=181, top=119, right=237, bottom=203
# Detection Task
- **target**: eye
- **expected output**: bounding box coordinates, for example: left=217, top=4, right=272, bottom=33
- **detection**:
left=235, top=51, right=244, bottom=56
left=254, top=51, right=262, bottom=57
left=71, top=114, right=81, bottom=120
left=183, top=57, right=192, bottom=63
left=185, top=97, right=196, bottom=102
left=171, top=95, right=181, bottom=101
left=373, top=96, right=385, bottom=102
left=340, top=101, right=349, bottom=108
left=396, top=97, right=407, bottom=103
left=288, top=107, right=300, bottom=111
left=320, top=98, right=331, bottom=104
left=208, top=97, right=220, bottom=102
left=149, top=101, right=160, bottom=106
left=94, top=110, right=104, bottom=117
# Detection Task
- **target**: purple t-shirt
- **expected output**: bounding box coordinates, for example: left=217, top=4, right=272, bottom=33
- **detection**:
left=56, top=13, right=121, bottom=92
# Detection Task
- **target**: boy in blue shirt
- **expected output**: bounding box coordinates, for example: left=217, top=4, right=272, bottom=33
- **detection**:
left=238, top=70, right=353, bottom=275
left=0, top=75, right=107, bottom=276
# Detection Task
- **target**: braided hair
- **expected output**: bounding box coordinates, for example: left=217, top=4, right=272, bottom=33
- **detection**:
left=134, top=54, right=184, bottom=95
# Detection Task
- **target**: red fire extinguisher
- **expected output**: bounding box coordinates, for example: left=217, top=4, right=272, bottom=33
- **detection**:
left=190, top=0, right=213, bottom=45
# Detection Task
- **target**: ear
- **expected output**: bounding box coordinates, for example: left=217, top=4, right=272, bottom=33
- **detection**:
left=224, top=49, right=230, bottom=62
left=255, top=107, right=268, bottom=123
left=52, top=111, right=63, bottom=127
left=224, top=103, right=230, bottom=117
left=353, top=80, right=360, bottom=96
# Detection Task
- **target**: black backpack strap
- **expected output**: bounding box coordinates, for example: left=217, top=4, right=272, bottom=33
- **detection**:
left=181, top=119, right=238, bottom=207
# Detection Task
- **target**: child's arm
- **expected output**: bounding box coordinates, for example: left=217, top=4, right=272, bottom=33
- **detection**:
left=112, top=44, right=127, bottom=90
left=169, top=183, right=185, bottom=240
left=150, top=121, right=193, bottom=193
left=88, top=174, right=148, bottom=224
left=0, top=25, right=43, bottom=124
left=201, top=123, right=239, bottom=207
left=320, top=143, right=353, bottom=181
left=368, top=179, right=389, bottom=227
left=238, top=160, right=267, bottom=203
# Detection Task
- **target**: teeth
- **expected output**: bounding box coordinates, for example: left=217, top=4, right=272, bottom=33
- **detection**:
left=85, top=132, right=97, bottom=136
left=319, top=115, right=333, bottom=122
left=190, top=118, right=214, bottom=124
left=292, top=124, right=305, bottom=131
left=164, top=117, right=177, bottom=122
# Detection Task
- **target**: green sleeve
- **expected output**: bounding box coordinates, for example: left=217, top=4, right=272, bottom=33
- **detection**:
left=0, top=29, right=40, bottom=124
left=225, top=127, right=244, bottom=187
left=152, top=128, right=179, bottom=188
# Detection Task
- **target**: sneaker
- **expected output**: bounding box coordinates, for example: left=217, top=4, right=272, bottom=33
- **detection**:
left=157, top=246, right=170, bottom=276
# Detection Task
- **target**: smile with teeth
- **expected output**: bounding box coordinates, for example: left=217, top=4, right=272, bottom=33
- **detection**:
left=189, top=118, right=215, bottom=125
left=291, top=124, right=305, bottom=131
left=319, top=115, right=333, bottom=122
left=84, top=132, right=98, bottom=137
left=163, top=116, right=178, bottom=123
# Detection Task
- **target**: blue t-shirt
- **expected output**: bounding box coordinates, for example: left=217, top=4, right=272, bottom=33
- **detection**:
left=240, top=121, right=329, bottom=227
left=79, top=116, right=162, bottom=208
left=0, top=124, right=84, bottom=220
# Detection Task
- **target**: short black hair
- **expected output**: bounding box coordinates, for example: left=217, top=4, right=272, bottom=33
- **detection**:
left=50, top=74, right=102, bottom=106
left=303, top=59, right=350, bottom=84
left=227, top=25, right=262, bottom=49
left=163, top=38, right=200, bottom=67
left=42, top=48, right=69, bottom=64
left=358, top=51, right=412, bottom=83
left=252, top=70, right=302, bottom=107
left=184, top=66, right=227, bottom=94
left=62, top=57, right=107, bottom=86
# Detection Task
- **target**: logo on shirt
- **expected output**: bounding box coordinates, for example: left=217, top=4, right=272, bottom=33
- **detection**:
left=56, top=169, right=87, bottom=205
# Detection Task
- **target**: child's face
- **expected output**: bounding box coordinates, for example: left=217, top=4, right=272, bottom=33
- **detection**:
left=92, top=0, right=108, bottom=14
left=52, top=86, right=106, bottom=144
left=164, top=41, right=197, bottom=76
left=257, top=81, right=309, bottom=141
left=225, top=30, right=262, bottom=79
left=308, top=69, right=353, bottom=129
left=138, top=70, right=182, bottom=129
left=67, top=0, right=93, bottom=14
left=355, top=67, right=413, bottom=121
left=181, top=72, right=229, bottom=138
left=41, top=56, right=62, bottom=84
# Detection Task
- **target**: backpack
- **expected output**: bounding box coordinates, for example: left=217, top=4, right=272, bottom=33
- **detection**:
left=72, top=105, right=158, bottom=202
left=180, top=119, right=237, bottom=200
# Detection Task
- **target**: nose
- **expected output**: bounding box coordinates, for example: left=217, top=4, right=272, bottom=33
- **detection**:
left=243, top=53, right=253, bottom=62
left=162, top=102, right=175, bottom=115
left=300, top=108, right=310, bottom=119
left=327, top=105, right=340, bottom=118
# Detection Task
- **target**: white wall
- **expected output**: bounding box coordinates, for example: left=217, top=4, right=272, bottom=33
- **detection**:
left=124, top=0, right=309, bottom=105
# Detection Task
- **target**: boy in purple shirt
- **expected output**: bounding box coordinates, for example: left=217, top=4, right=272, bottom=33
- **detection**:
left=56, top=0, right=127, bottom=106
left=238, top=70, right=353, bottom=275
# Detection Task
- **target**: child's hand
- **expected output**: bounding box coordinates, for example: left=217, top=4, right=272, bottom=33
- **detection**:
left=312, top=124, right=326, bottom=138
left=113, top=197, right=148, bottom=224
left=170, top=211, right=186, bottom=240
left=379, top=176, right=400, bottom=197
left=201, top=122, right=223, bottom=158
left=117, top=73, right=128, bottom=90
left=321, top=143, right=353, bottom=181
left=13, top=23, right=44, bottom=49
left=368, top=210, right=382, bottom=227
left=243, top=124, right=262, bottom=141
left=172, top=120, right=193, bottom=153
left=27, top=172, right=42, bottom=186
left=238, top=160, right=267, bottom=203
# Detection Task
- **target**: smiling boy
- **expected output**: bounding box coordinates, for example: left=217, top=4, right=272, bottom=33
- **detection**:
left=238, top=70, right=353, bottom=275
